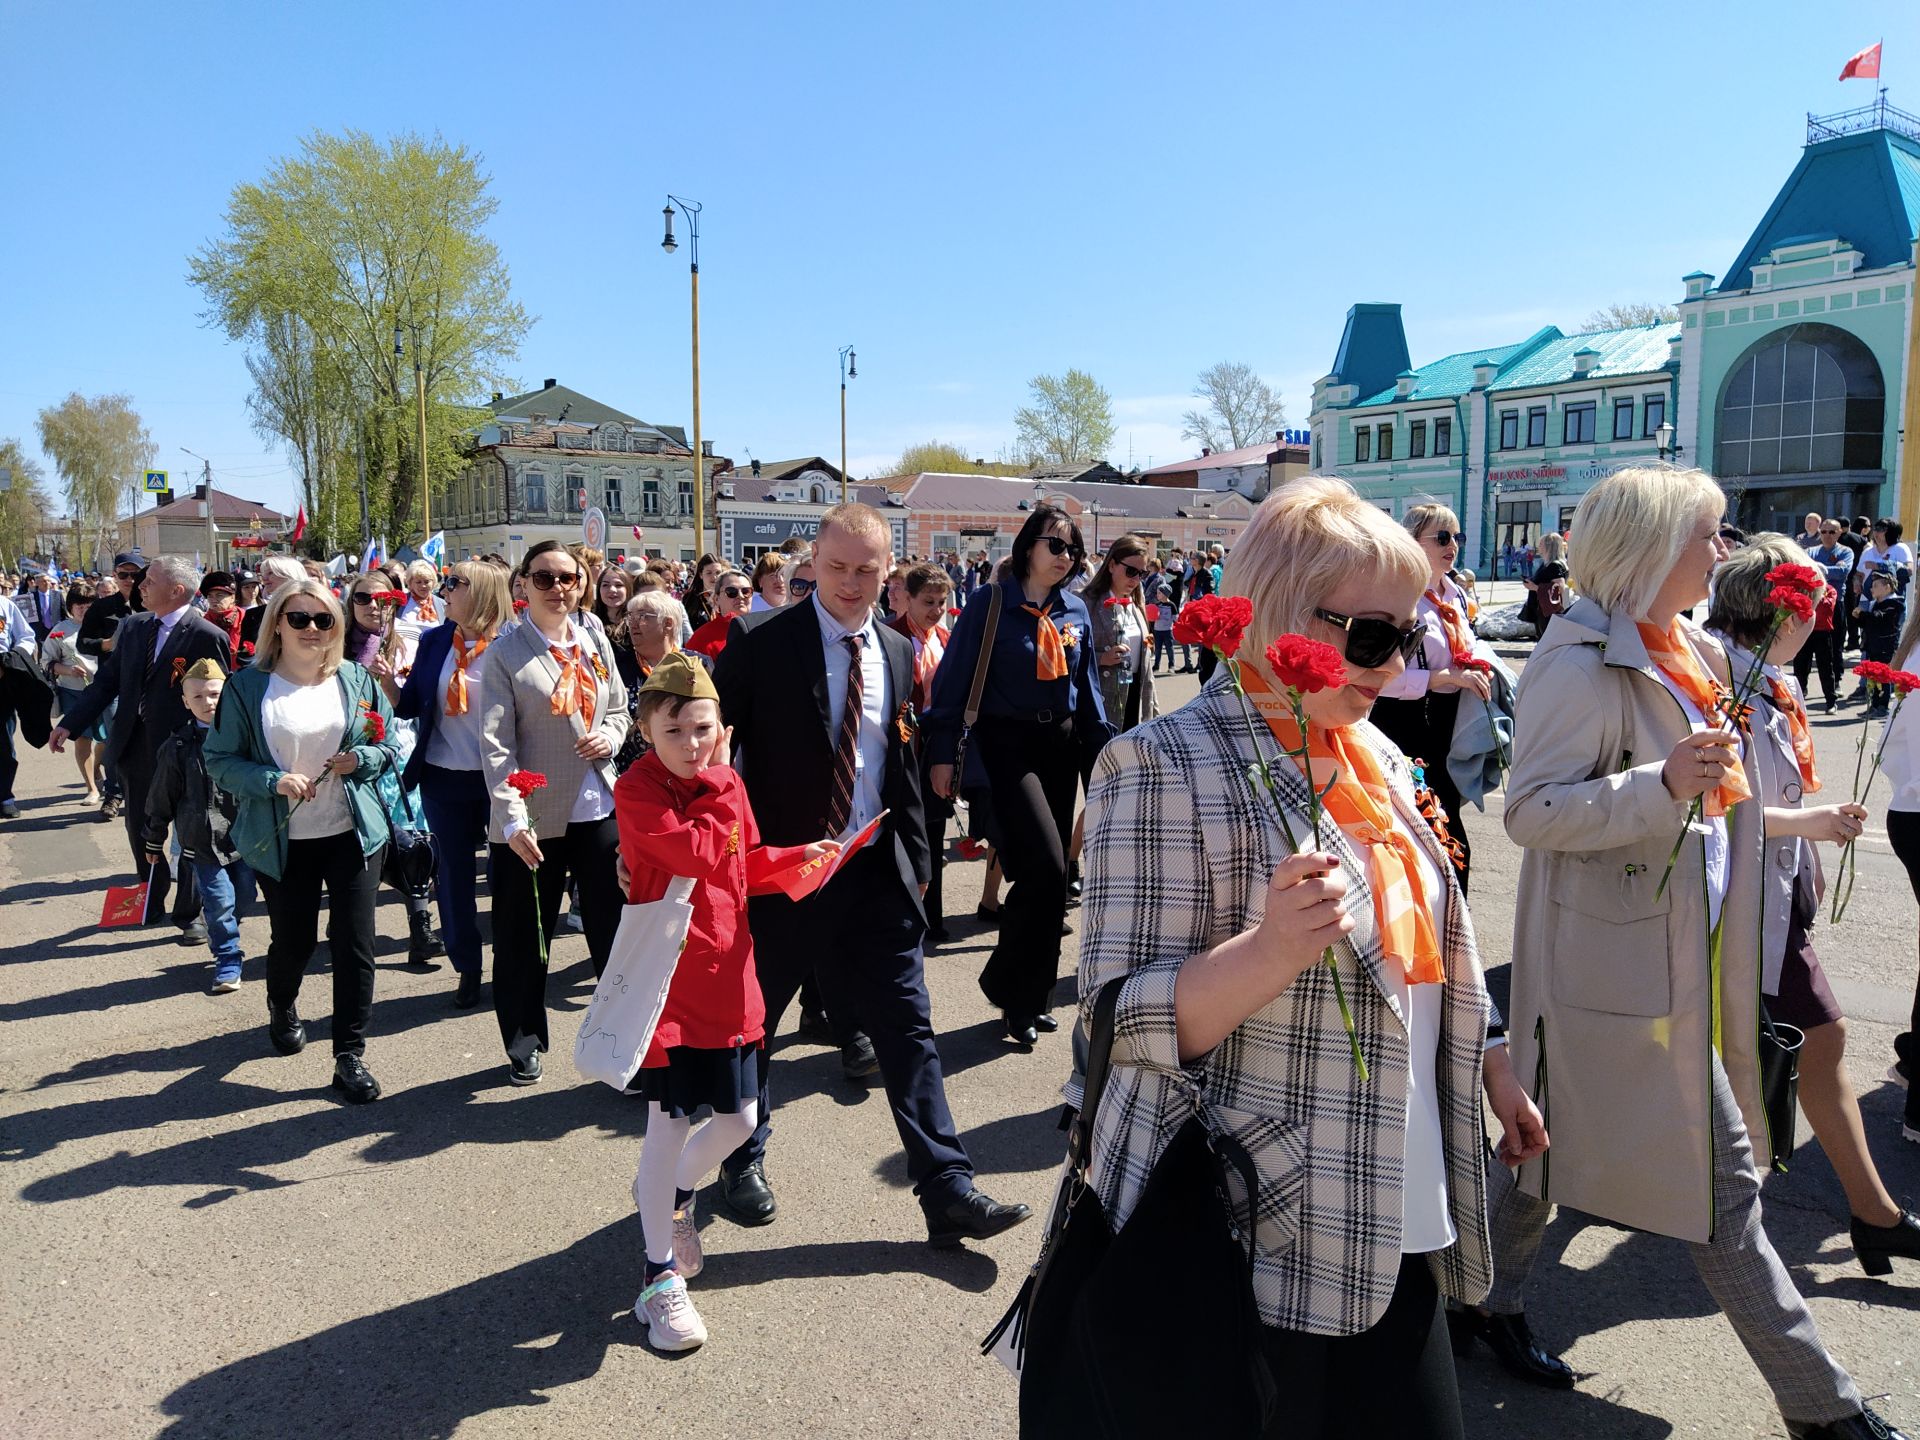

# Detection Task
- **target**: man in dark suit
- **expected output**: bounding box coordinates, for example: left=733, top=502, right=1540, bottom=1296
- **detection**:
left=53, top=554, right=232, bottom=932
left=712, top=503, right=1030, bottom=1249
left=26, top=574, right=65, bottom=643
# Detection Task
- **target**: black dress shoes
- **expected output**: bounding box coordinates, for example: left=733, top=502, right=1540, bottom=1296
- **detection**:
left=509, top=1050, right=543, bottom=1086
left=1446, top=1308, right=1574, bottom=1389
left=177, top=918, right=208, bottom=947
left=1851, top=1208, right=1920, bottom=1277
left=331, top=1054, right=381, bottom=1104
left=268, top=1002, right=306, bottom=1056
left=453, top=970, right=482, bottom=1009
left=974, top=904, right=1001, bottom=926
left=1032, top=1014, right=1060, bottom=1033
left=719, top=1159, right=777, bottom=1226
left=1066, top=861, right=1083, bottom=901
left=1004, top=1013, right=1039, bottom=1046
left=841, top=1032, right=880, bottom=1080
left=1787, top=1405, right=1911, bottom=1439
left=926, top=1188, right=1033, bottom=1248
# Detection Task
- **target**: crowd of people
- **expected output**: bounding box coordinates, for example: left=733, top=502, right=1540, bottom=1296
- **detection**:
left=0, top=475, right=1915, bottom=1435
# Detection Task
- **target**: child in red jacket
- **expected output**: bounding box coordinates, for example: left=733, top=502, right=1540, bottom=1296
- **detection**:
left=613, top=653, right=836, bottom=1353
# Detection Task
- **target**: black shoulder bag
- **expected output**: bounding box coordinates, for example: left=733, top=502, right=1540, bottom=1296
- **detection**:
left=950, top=582, right=1003, bottom=793
left=983, top=980, right=1278, bottom=1438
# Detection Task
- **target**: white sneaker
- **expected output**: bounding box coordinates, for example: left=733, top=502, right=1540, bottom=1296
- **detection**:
left=672, top=1203, right=703, bottom=1279
left=635, top=1271, right=707, bottom=1351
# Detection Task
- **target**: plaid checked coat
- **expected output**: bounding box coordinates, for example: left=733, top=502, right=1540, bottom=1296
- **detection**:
left=1079, top=677, right=1495, bottom=1335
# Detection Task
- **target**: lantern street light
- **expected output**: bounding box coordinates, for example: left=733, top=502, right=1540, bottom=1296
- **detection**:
left=662, top=195, right=708, bottom=557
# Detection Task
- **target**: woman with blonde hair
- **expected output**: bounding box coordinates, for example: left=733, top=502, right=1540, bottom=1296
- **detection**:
left=1490, top=467, right=1902, bottom=1440
left=395, top=559, right=513, bottom=1007
left=1873, top=587, right=1920, bottom=1149
left=400, top=559, right=440, bottom=625
left=205, top=580, right=402, bottom=1102
left=1073, top=477, right=1541, bottom=1437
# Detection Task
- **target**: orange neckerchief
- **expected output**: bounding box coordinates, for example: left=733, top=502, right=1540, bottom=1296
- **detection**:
left=548, top=642, right=598, bottom=727
left=1765, top=675, right=1821, bottom=794
left=908, top=621, right=948, bottom=708
left=1022, top=604, right=1067, bottom=681
left=1426, top=585, right=1475, bottom=660
left=1635, top=620, right=1752, bottom=816
left=445, top=632, right=489, bottom=716
left=1244, top=668, right=1444, bottom=986
left=414, top=596, right=438, bottom=623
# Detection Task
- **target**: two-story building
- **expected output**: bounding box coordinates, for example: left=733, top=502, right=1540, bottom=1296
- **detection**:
left=128, top=485, right=291, bottom=571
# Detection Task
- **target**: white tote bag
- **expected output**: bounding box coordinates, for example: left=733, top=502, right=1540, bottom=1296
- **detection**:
left=572, top=876, right=698, bottom=1091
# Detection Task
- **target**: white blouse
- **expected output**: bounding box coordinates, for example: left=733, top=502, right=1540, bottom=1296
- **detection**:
left=1379, top=579, right=1483, bottom=702
left=1648, top=669, right=1733, bottom=928
left=424, top=640, right=488, bottom=773
left=262, top=673, right=352, bottom=840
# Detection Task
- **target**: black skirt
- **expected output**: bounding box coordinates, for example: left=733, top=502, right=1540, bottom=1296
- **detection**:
left=629, top=1042, right=761, bottom=1119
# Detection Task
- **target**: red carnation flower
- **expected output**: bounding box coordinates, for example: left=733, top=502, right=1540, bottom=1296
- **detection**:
left=512, top=598, right=529, bottom=612
left=1893, top=670, right=1920, bottom=695
left=1172, top=594, right=1254, bottom=657
left=1265, top=634, right=1348, bottom=694
left=357, top=701, right=386, bottom=743
left=1767, top=584, right=1816, bottom=623
left=1855, top=660, right=1896, bottom=685
left=1765, top=562, right=1823, bottom=594
left=506, top=769, right=548, bottom=800
left=1453, top=652, right=1492, bottom=674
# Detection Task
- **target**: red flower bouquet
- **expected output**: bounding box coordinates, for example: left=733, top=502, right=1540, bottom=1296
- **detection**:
left=1172, top=594, right=1254, bottom=658
left=505, top=770, right=551, bottom=964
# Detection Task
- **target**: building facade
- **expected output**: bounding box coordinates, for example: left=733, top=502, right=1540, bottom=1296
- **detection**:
left=128, top=486, right=290, bottom=571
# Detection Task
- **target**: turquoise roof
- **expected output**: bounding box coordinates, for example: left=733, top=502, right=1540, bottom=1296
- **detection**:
left=1489, top=322, right=1679, bottom=393
left=1352, top=342, right=1526, bottom=408
left=1330, top=304, right=1413, bottom=402
left=1721, top=127, right=1920, bottom=290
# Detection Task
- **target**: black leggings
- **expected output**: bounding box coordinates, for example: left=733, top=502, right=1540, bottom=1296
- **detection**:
left=973, top=716, right=1080, bottom=1017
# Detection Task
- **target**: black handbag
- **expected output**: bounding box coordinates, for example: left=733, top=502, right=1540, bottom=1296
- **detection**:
left=382, top=781, right=438, bottom=894
left=983, top=981, right=1278, bottom=1438
left=1757, top=1002, right=1804, bottom=1174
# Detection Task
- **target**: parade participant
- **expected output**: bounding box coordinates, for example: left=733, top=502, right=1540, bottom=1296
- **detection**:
left=747, top=552, right=789, bottom=611
left=0, top=593, right=37, bottom=820
left=592, top=565, right=630, bottom=632
left=478, top=541, right=630, bottom=1085
left=713, top=502, right=1031, bottom=1247
left=685, top=569, right=753, bottom=658
left=614, top=653, right=836, bottom=1352
left=40, top=586, right=102, bottom=804
left=199, top=572, right=244, bottom=658
left=888, top=562, right=954, bottom=940
left=682, top=552, right=722, bottom=631
left=1855, top=570, right=1904, bottom=715
left=235, top=569, right=261, bottom=612
left=239, top=556, right=306, bottom=651
left=1705, top=537, right=1920, bottom=1275
left=1078, top=476, right=1538, bottom=1438
left=1494, top=467, right=1904, bottom=1440
left=927, top=504, right=1113, bottom=1047
left=52, top=555, right=230, bottom=930
left=1520, top=531, right=1570, bottom=639
left=1877, top=601, right=1920, bottom=1147
left=74, top=550, right=144, bottom=663
left=203, top=580, right=401, bottom=1104
left=396, top=560, right=511, bottom=1008
left=142, top=661, right=254, bottom=995
left=1806, top=521, right=1855, bottom=707
left=399, top=560, right=440, bottom=625
left=1370, top=504, right=1492, bottom=892
left=1083, top=531, right=1160, bottom=733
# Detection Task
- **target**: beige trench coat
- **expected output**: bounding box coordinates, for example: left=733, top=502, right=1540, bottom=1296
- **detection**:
left=1505, top=597, right=1769, bottom=1244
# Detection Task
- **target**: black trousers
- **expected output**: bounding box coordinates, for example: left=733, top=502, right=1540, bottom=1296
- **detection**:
left=1882, top=810, right=1920, bottom=1132
left=1792, top=627, right=1840, bottom=706
left=258, top=831, right=382, bottom=1056
left=120, top=738, right=199, bottom=926
left=1258, top=1254, right=1464, bottom=1440
left=1368, top=688, right=1472, bottom=893
left=973, top=716, right=1081, bottom=1017
left=726, top=846, right=972, bottom=1207
left=487, top=814, right=622, bottom=1062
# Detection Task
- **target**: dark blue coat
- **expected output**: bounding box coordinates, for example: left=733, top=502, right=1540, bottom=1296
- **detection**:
left=393, top=620, right=460, bottom=790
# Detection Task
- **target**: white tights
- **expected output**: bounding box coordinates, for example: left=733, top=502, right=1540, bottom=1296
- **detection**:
left=635, top=1101, right=759, bottom=1266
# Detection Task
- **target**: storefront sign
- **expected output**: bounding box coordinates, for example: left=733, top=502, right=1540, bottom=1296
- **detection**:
left=1489, top=465, right=1566, bottom=485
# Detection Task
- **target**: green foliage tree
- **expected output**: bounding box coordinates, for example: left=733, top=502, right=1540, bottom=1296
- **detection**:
left=35, top=393, right=155, bottom=567
left=0, top=439, right=56, bottom=570
left=1014, top=369, right=1115, bottom=465
left=1581, top=301, right=1678, bottom=330
left=888, top=440, right=1025, bottom=478
left=189, top=129, right=531, bottom=553
left=1181, top=361, right=1286, bottom=452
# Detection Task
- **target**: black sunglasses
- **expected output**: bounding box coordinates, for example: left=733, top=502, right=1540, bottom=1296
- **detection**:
left=720, top=585, right=752, bottom=600
left=790, top=577, right=816, bottom=595
left=527, top=569, right=581, bottom=591
left=1425, top=530, right=1461, bottom=547
left=1039, top=536, right=1086, bottom=561
left=1313, top=608, right=1424, bottom=669
left=1115, top=559, right=1149, bottom=580
left=446, top=575, right=472, bottom=590
left=283, top=610, right=337, bottom=631
left=115, top=568, right=142, bottom=580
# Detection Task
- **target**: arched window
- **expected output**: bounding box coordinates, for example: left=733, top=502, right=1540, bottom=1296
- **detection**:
left=809, top=483, right=826, bottom=503
left=1717, top=323, right=1885, bottom=479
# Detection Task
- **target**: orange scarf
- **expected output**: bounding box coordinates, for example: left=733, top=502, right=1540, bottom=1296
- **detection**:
left=548, top=643, right=598, bottom=727
left=1765, top=675, right=1821, bottom=794
left=1245, top=669, right=1444, bottom=986
left=908, top=622, right=947, bottom=708
left=414, top=596, right=438, bottom=623
left=445, top=632, right=489, bottom=716
left=1022, top=604, right=1067, bottom=681
left=1426, top=585, right=1475, bottom=661
left=1635, top=620, right=1752, bottom=816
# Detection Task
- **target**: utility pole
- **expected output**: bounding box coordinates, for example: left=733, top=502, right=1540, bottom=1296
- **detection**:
left=182, top=447, right=215, bottom=568
left=356, top=426, right=371, bottom=548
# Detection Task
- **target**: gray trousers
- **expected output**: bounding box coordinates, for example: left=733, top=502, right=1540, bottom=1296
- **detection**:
left=1483, top=1053, right=1860, bottom=1426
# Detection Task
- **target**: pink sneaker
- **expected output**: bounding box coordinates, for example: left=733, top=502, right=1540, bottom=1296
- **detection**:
left=635, top=1271, right=707, bottom=1352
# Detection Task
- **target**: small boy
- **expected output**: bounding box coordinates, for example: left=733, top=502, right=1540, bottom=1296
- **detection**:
left=143, top=658, right=255, bottom=994
left=1854, top=569, right=1906, bottom=715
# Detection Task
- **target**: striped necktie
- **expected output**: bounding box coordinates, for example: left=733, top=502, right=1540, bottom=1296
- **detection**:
left=828, top=634, right=864, bottom=834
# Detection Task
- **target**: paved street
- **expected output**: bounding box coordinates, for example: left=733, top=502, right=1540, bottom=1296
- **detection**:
left=2, top=665, right=1917, bottom=1439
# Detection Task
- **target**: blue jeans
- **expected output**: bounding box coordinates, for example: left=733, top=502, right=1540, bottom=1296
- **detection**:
left=419, top=763, right=491, bottom=975
left=192, top=857, right=256, bottom=981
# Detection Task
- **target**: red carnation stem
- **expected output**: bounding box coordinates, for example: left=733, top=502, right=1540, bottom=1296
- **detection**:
left=1831, top=672, right=1915, bottom=922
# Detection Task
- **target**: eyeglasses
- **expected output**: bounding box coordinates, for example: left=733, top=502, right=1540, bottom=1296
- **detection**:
left=790, top=578, right=815, bottom=595
left=446, top=575, right=472, bottom=590
left=283, top=610, right=337, bottom=631
left=115, top=568, right=141, bottom=580
left=1039, top=536, right=1086, bottom=561
left=527, top=569, right=581, bottom=591
left=720, top=586, right=752, bottom=600
left=1425, top=531, right=1461, bottom=547
left=1115, top=559, right=1148, bottom=580
left=1313, top=608, right=1424, bottom=669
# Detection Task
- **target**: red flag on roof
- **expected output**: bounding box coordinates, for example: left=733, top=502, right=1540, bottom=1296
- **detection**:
left=1839, top=42, right=1882, bottom=81
left=289, top=504, right=308, bottom=542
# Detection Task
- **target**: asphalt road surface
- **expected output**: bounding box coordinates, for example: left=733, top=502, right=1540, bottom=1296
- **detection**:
left=2, top=664, right=1916, bottom=1438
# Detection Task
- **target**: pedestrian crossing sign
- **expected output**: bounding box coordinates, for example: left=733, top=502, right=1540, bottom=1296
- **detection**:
left=143, top=470, right=169, bottom=492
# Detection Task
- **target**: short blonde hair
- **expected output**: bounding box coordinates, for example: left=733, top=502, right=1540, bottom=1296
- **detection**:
left=1402, top=502, right=1460, bottom=540
left=1225, top=476, right=1430, bottom=660
left=407, top=559, right=437, bottom=587
left=625, top=590, right=687, bottom=648
left=252, top=580, right=347, bottom=677
left=1569, top=465, right=1724, bottom=618
left=818, top=501, right=891, bottom=550
left=450, top=559, right=510, bottom=636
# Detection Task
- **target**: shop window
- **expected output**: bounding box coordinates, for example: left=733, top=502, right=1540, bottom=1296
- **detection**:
left=1409, top=420, right=1427, bottom=459
left=1613, top=399, right=1635, bottom=440
left=1527, top=408, right=1547, bottom=447
left=1434, top=417, right=1452, bottom=456
left=1563, top=402, right=1596, bottom=445
left=1376, top=424, right=1394, bottom=461
left=1498, top=412, right=1519, bottom=450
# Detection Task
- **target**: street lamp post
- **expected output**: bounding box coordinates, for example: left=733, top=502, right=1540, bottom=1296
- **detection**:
left=838, top=345, right=857, bottom=501
left=181, top=446, right=216, bottom=567
left=395, top=323, right=431, bottom=551
left=662, top=196, right=707, bottom=558
left=1655, top=420, right=1685, bottom=464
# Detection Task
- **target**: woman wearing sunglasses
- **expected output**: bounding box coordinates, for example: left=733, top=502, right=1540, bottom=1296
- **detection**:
left=395, top=560, right=514, bottom=1008
left=477, top=541, right=630, bottom=1086
left=1369, top=504, right=1493, bottom=892
left=1076, top=477, right=1538, bottom=1437
left=204, top=580, right=404, bottom=1104
left=1489, top=467, right=1904, bottom=1440
left=685, top=569, right=755, bottom=659
left=1082, top=533, right=1161, bottom=733
left=926, top=504, right=1114, bottom=1047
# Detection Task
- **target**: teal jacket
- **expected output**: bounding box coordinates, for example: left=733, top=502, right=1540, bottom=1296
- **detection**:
left=204, top=661, right=402, bottom=880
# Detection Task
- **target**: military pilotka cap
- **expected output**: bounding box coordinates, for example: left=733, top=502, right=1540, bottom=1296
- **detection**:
left=183, top=658, right=226, bottom=684
left=637, top=651, right=718, bottom=702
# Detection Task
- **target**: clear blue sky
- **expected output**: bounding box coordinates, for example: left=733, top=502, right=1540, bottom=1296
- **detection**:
left=2, top=0, right=1914, bottom=526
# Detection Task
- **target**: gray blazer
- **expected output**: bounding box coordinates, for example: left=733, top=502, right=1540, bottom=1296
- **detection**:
left=479, top=618, right=630, bottom=844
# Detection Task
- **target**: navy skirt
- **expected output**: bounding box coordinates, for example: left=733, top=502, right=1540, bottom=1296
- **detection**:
left=630, top=1042, right=761, bottom=1119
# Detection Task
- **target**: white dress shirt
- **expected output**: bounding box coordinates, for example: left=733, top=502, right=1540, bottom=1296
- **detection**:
left=424, top=636, right=487, bottom=773
left=813, top=593, right=888, bottom=841
left=148, top=605, right=186, bottom=662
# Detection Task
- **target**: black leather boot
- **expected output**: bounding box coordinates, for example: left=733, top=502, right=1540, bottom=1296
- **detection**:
left=1446, top=1307, right=1574, bottom=1389
left=1850, top=1209, right=1920, bottom=1277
